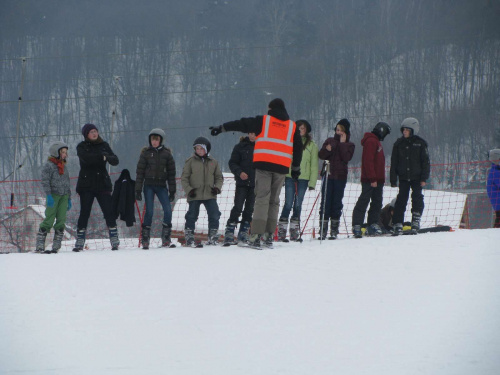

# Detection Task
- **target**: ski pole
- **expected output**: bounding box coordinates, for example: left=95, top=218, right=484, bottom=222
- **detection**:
left=341, top=209, right=350, bottom=238
left=320, top=160, right=330, bottom=244
left=298, top=189, right=321, bottom=242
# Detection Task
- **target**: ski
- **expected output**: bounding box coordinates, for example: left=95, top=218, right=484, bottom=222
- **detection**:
left=237, top=242, right=263, bottom=250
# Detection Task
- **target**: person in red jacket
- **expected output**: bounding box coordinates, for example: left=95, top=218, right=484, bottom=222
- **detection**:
left=351, top=122, right=391, bottom=238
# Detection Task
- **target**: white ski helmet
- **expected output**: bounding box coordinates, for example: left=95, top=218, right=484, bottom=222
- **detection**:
left=400, top=117, right=419, bottom=135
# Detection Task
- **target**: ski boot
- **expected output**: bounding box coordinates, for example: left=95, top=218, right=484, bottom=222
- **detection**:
left=206, top=228, right=219, bottom=246
left=35, top=227, right=48, bottom=253
left=237, top=221, right=250, bottom=243
left=73, top=228, right=86, bottom=252
left=51, top=228, right=64, bottom=253
left=185, top=228, right=203, bottom=248
left=223, top=221, right=237, bottom=247
left=277, top=218, right=289, bottom=242
left=289, top=217, right=300, bottom=241
left=161, top=222, right=176, bottom=248
left=366, top=223, right=383, bottom=236
left=141, top=225, right=151, bottom=249
left=352, top=225, right=363, bottom=239
left=392, top=223, right=403, bottom=236
left=318, top=220, right=328, bottom=240
left=109, top=227, right=120, bottom=250
left=262, top=232, right=274, bottom=249
left=329, top=219, right=340, bottom=240
left=410, top=212, right=421, bottom=235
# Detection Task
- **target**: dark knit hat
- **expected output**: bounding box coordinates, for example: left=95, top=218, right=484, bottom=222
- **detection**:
left=268, top=98, right=285, bottom=110
left=296, top=119, right=312, bottom=134
left=82, top=123, right=98, bottom=138
left=336, top=118, right=351, bottom=134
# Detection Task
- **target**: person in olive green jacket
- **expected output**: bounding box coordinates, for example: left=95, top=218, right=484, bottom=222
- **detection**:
left=278, top=120, right=319, bottom=241
left=181, top=136, right=223, bottom=247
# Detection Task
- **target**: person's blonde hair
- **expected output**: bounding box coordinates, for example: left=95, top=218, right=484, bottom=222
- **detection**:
left=336, top=124, right=346, bottom=133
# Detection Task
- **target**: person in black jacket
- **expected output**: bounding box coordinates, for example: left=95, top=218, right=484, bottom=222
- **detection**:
left=135, top=128, right=177, bottom=249
left=112, top=169, right=136, bottom=228
left=390, top=117, right=430, bottom=235
left=223, top=133, right=256, bottom=245
left=210, top=98, right=302, bottom=249
left=73, top=123, right=120, bottom=251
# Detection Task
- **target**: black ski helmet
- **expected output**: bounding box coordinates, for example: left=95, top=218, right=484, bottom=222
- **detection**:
left=193, top=136, right=211, bottom=154
left=372, top=122, right=391, bottom=141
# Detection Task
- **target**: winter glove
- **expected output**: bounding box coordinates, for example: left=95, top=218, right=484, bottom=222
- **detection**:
left=135, top=191, right=142, bottom=201
left=46, top=194, right=54, bottom=208
left=308, top=186, right=315, bottom=191
left=67, top=198, right=72, bottom=211
left=188, top=189, right=196, bottom=198
left=291, top=167, right=301, bottom=180
left=209, top=125, right=223, bottom=136
left=169, top=192, right=175, bottom=202
left=211, top=187, right=221, bottom=195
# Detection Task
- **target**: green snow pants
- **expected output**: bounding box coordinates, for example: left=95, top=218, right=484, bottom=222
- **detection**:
left=40, top=194, right=69, bottom=232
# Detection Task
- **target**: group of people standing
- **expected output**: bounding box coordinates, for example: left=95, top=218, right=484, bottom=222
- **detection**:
left=38, top=97, right=500, bottom=253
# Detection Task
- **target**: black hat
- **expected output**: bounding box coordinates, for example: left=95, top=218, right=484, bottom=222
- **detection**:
left=193, top=136, right=211, bottom=154
left=296, top=119, right=312, bottom=134
left=268, top=98, right=285, bottom=110
left=336, top=118, right=351, bottom=134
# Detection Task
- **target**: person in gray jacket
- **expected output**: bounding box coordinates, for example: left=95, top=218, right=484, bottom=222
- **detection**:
left=390, top=117, right=430, bottom=235
left=35, top=141, right=71, bottom=253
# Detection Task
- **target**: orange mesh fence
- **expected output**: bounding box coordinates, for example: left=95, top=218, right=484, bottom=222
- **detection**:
left=0, top=161, right=495, bottom=253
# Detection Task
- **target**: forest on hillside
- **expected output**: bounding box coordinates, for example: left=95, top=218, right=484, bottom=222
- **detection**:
left=1, top=0, right=499, bottom=183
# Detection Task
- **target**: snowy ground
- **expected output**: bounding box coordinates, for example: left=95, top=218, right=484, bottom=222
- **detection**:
left=1, top=229, right=500, bottom=375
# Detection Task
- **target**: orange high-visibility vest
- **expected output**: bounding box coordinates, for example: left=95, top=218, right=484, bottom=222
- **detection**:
left=253, top=115, right=296, bottom=168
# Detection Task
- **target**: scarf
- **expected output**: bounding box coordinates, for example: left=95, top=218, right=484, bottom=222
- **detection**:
left=49, top=157, right=65, bottom=175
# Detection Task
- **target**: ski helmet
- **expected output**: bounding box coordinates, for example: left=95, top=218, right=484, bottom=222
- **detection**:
left=193, top=136, right=211, bottom=154
left=489, top=149, right=500, bottom=165
left=149, top=128, right=166, bottom=146
left=372, top=122, right=391, bottom=141
left=49, top=141, right=69, bottom=158
left=400, top=117, right=419, bottom=135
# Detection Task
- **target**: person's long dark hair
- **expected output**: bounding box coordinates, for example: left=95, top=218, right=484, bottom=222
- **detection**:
left=297, top=121, right=312, bottom=150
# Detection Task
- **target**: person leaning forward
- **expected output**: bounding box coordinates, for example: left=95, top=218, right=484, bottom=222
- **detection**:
left=210, top=98, right=302, bottom=249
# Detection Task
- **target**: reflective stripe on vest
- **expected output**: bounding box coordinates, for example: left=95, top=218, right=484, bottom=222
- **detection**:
left=254, top=115, right=296, bottom=168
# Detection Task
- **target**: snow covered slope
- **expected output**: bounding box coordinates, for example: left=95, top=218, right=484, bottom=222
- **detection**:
left=1, top=229, right=499, bottom=375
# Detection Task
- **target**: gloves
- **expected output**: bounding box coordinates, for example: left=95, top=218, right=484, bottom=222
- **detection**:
left=188, top=189, right=196, bottom=198
left=211, top=187, right=221, bottom=195
left=135, top=191, right=142, bottom=201
left=291, top=167, right=301, bottom=180
left=169, top=192, right=175, bottom=202
left=46, top=194, right=54, bottom=208
left=308, top=186, right=315, bottom=191
left=67, top=198, right=72, bottom=211
left=209, top=125, right=223, bottom=136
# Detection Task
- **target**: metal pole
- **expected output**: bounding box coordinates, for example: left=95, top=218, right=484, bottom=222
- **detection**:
left=108, top=76, right=120, bottom=173
left=9, top=57, right=27, bottom=209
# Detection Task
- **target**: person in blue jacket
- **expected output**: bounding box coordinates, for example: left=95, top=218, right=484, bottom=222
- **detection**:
left=487, top=149, right=500, bottom=228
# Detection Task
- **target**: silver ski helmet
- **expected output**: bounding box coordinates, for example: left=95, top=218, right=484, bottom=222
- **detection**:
left=489, top=149, right=500, bottom=165
left=49, top=141, right=68, bottom=158
left=149, top=128, right=166, bottom=146
left=401, top=117, right=419, bottom=136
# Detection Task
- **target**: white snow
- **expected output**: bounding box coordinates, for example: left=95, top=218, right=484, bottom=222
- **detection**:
left=1, top=228, right=500, bottom=375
